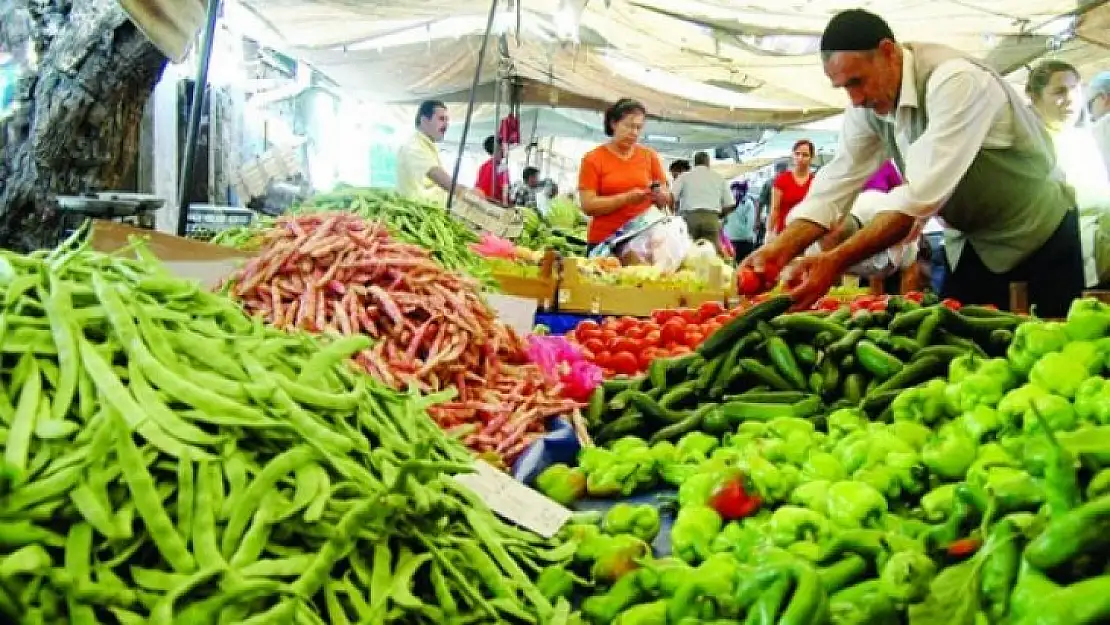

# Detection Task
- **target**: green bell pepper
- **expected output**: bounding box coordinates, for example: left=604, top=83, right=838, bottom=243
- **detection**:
left=968, top=465, right=1044, bottom=513
left=1023, top=405, right=1081, bottom=517
left=678, top=470, right=722, bottom=509
left=614, top=599, right=668, bottom=625
left=1007, top=320, right=1068, bottom=375
left=709, top=521, right=750, bottom=555
left=853, top=466, right=901, bottom=500
left=921, top=423, right=978, bottom=480
left=768, top=416, right=817, bottom=440
left=1074, top=377, right=1110, bottom=425
left=890, top=421, right=932, bottom=451
left=649, top=440, right=678, bottom=465
left=590, top=534, right=651, bottom=582
left=603, top=503, right=662, bottom=542
left=586, top=463, right=636, bottom=498
left=582, top=567, right=656, bottom=623
left=945, top=360, right=1014, bottom=414
left=802, top=452, right=848, bottom=483
left=827, top=481, right=888, bottom=528
left=675, top=431, right=718, bottom=463
left=791, top=480, right=832, bottom=515
left=746, top=454, right=793, bottom=503
left=769, top=505, right=831, bottom=546
left=667, top=553, right=744, bottom=621
left=878, top=550, right=937, bottom=603
left=827, top=408, right=866, bottom=439
left=671, top=505, right=723, bottom=564
left=829, top=580, right=900, bottom=625
left=958, top=404, right=1003, bottom=442
left=891, top=378, right=947, bottom=424
left=648, top=556, right=693, bottom=596
left=920, top=484, right=958, bottom=522
left=1020, top=392, right=1077, bottom=434
left=1064, top=297, right=1110, bottom=340
left=1030, top=351, right=1094, bottom=399
left=535, top=463, right=587, bottom=505
left=884, top=451, right=928, bottom=497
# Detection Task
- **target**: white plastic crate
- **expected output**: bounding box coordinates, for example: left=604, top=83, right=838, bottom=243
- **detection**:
left=451, top=196, right=524, bottom=239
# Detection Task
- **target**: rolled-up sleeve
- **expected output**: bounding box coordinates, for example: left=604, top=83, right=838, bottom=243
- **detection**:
left=878, top=63, right=1007, bottom=219
left=787, top=110, right=886, bottom=228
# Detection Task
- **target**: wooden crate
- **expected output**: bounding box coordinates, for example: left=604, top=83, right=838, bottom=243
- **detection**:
left=556, top=257, right=728, bottom=317
left=491, top=252, right=558, bottom=307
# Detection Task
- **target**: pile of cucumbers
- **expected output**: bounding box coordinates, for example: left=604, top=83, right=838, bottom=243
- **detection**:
left=586, top=295, right=1027, bottom=444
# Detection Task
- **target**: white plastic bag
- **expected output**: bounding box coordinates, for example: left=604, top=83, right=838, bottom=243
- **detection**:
left=623, top=217, right=691, bottom=273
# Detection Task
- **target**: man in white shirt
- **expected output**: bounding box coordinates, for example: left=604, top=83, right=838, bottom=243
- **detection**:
left=742, top=9, right=1080, bottom=316
left=396, top=100, right=470, bottom=205
left=673, top=152, right=735, bottom=254
left=1089, top=72, right=1110, bottom=179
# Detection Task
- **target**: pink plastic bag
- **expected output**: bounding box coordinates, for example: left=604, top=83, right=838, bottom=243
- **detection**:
left=719, top=231, right=735, bottom=259
left=526, top=335, right=603, bottom=402
left=470, top=232, right=518, bottom=259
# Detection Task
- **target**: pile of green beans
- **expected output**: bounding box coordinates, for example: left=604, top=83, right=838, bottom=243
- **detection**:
left=297, top=187, right=496, bottom=288
left=0, top=227, right=574, bottom=624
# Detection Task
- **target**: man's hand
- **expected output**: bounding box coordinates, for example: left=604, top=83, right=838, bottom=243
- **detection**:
left=738, top=219, right=828, bottom=292
left=783, top=252, right=847, bottom=311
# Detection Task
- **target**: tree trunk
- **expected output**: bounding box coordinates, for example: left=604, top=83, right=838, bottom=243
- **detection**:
left=0, top=0, right=166, bottom=251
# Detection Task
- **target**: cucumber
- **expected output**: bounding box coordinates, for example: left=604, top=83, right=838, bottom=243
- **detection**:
left=698, top=295, right=793, bottom=359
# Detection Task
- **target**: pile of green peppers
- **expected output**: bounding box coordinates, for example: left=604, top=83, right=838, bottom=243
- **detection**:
left=544, top=298, right=1110, bottom=624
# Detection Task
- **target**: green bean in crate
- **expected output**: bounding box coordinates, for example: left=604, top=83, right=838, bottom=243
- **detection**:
left=0, top=225, right=573, bottom=623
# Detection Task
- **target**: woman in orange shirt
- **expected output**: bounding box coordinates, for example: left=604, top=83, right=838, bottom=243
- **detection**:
left=578, top=99, right=673, bottom=256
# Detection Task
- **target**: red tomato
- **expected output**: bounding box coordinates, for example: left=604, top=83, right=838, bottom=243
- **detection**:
left=576, top=320, right=599, bottom=334
left=675, top=308, right=699, bottom=324
left=942, top=298, right=962, bottom=311
left=651, top=309, right=679, bottom=324
left=576, top=329, right=601, bottom=344
left=697, top=301, right=725, bottom=321
left=593, top=350, right=612, bottom=368
left=867, top=299, right=889, bottom=313
left=702, top=321, right=722, bottom=337
left=814, top=296, right=841, bottom=311
left=625, top=325, right=648, bottom=340
left=600, top=328, right=619, bottom=343
left=683, top=331, right=705, bottom=347
left=669, top=345, right=692, bottom=356
left=611, top=338, right=639, bottom=354
left=602, top=317, right=620, bottom=331
left=660, top=318, right=688, bottom=344
left=903, top=291, right=925, bottom=304
left=736, top=267, right=762, bottom=295
left=610, top=351, right=639, bottom=375
left=638, top=348, right=661, bottom=369
left=616, top=316, right=639, bottom=331
left=644, top=331, right=661, bottom=346
left=582, top=338, right=605, bottom=354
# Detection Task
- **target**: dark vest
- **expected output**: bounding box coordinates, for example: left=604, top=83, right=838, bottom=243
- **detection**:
left=863, top=43, right=1072, bottom=273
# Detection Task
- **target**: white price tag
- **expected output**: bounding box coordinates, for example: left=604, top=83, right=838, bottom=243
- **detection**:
left=558, top=289, right=570, bottom=305
left=452, top=461, right=572, bottom=538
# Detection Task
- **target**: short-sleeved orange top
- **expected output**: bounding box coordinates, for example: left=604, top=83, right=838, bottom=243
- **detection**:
left=578, top=144, right=665, bottom=243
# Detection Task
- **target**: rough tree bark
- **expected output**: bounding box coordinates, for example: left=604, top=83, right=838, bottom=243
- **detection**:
left=0, top=0, right=166, bottom=251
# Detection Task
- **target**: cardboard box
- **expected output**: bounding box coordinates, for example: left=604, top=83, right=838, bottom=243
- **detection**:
left=556, top=257, right=729, bottom=317
left=89, top=220, right=251, bottom=289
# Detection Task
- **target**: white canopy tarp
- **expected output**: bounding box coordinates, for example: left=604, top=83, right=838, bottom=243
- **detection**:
left=123, top=0, right=1110, bottom=126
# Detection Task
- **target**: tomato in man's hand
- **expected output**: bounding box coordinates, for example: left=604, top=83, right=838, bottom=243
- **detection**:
left=736, top=267, right=763, bottom=296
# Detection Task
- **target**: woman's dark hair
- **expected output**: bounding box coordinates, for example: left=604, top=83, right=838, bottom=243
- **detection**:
left=604, top=98, right=647, bottom=137
left=1026, top=60, right=1079, bottom=101
left=792, top=139, right=815, bottom=157
left=483, top=135, right=496, bottom=155
left=669, top=160, right=691, bottom=176
left=415, top=100, right=446, bottom=128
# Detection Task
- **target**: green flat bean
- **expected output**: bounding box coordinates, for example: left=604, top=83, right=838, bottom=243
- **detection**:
left=41, top=280, right=78, bottom=422
left=5, top=359, right=40, bottom=475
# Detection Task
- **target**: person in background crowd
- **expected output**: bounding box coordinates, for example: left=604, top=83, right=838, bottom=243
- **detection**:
left=474, top=135, right=510, bottom=205
left=672, top=151, right=734, bottom=255
left=1027, top=60, right=1110, bottom=287
left=578, top=98, right=673, bottom=256
left=768, top=139, right=816, bottom=236
left=512, top=166, right=541, bottom=209
left=396, top=100, right=470, bottom=205
left=724, top=180, right=757, bottom=263
left=669, top=160, right=692, bottom=182
left=1088, top=72, right=1110, bottom=178
left=742, top=9, right=1082, bottom=316
left=755, top=161, right=788, bottom=245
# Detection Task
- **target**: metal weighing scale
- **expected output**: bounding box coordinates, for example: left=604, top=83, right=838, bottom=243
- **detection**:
left=55, top=192, right=165, bottom=245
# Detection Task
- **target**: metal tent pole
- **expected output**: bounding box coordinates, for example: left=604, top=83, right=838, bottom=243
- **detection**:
left=447, top=0, right=499, bottom=209
left=491, top=41, right=505, bottom=204
left=176, top=0, right=222, bottom=236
